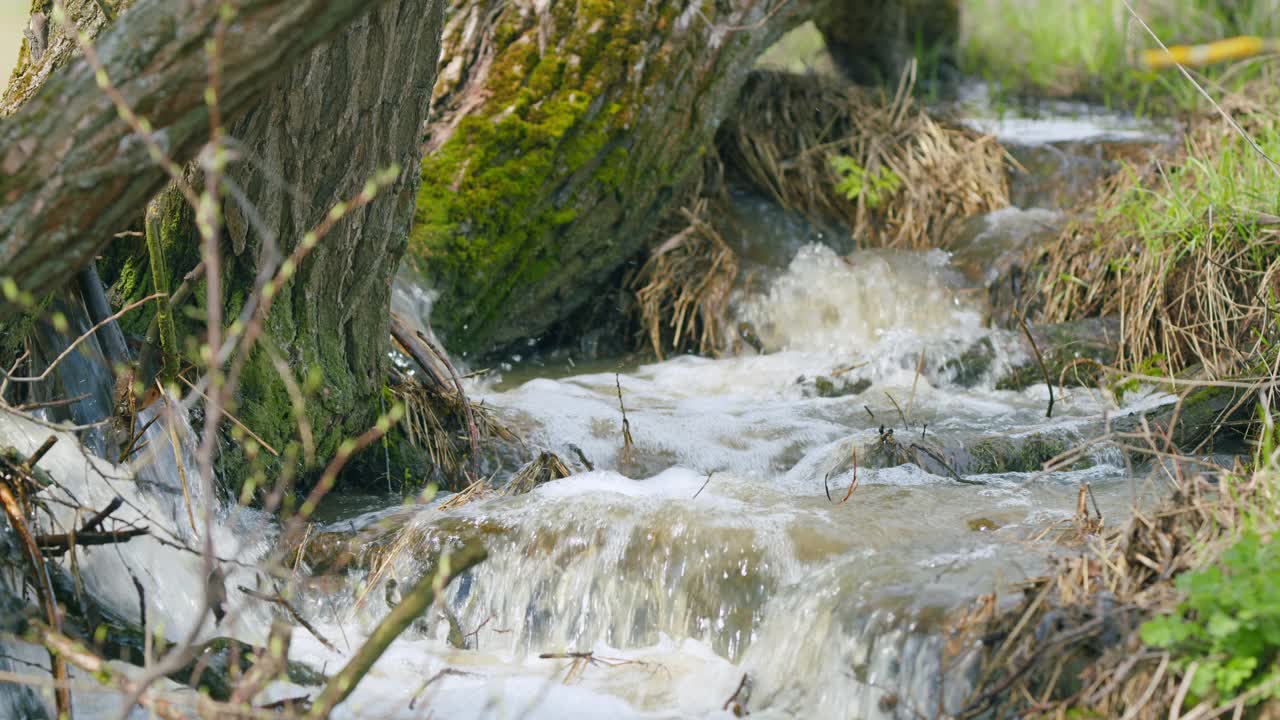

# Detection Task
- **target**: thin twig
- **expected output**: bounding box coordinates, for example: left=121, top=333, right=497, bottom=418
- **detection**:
left=237, top=585, right=338, bottom=653
left=1019, top=316, right=1054, bottom=419
left=80, top=496, right=124, bottom=533
left=22, top=435, right=58, bottom=470
left=616, top=374, right=635, bottom=465
left=693, top=470, right=715, bottom=498
left=0, top=479, right=71, bottom=716
left=906, top=350, right=925, bottom=420
left=910, top=443, right=986, bottom=485
left=2, top=293, right=164, bottom=384
left=839, top=448, right=858, bottom=504
left=35, top=527, right=150, bottom=554
left=177, top=374, right=279, bottom=456
left=306, top=542, right=487, bottom=718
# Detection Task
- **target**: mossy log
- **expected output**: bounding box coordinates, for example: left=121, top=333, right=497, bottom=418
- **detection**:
left=410, top=0, right=822, bottom=356
left=409, top=0, right=965, bottom=358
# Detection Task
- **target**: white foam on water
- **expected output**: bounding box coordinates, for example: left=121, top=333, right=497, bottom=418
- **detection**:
left=0, top=409, right=275, bottom=645
left=0, top=231, right=1179, bottom=718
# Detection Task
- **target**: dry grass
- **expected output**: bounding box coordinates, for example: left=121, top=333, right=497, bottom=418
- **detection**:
left=631, top=66, right=1011, bottom=359
left=391, top=376, right=520, bottom=486
left=718, top=66, right=1009, bottom=250
left=1035, top=84, right=1280, bottom=378
left=951, top=459, right=1278, bottom=718
left=631, top=193, right=740, bottom=360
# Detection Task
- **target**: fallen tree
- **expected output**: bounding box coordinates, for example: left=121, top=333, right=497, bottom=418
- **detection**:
left=410, top=0, right=966, bottom=356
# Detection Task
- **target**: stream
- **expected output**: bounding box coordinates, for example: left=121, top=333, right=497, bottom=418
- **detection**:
left=1, top=105, right=1184, bottom=719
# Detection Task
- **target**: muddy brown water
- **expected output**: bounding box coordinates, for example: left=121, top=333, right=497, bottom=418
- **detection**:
left=0, top=101, right=1188, bottom=719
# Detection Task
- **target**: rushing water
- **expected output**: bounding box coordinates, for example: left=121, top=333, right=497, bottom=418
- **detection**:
left=0, top=110, right=1181, bottom=719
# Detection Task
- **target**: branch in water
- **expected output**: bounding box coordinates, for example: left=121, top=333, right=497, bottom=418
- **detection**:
left=306, top=541, right=487, bottom=718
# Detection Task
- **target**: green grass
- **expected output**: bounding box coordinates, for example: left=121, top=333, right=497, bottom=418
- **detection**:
left=1038, top=82, right=1280, bottom=373
left=959, top=0, right=1280, bottom=111
left=1105, top=113, right=1280, bottom=252
left=1139, top=421, right=1280, bottom=711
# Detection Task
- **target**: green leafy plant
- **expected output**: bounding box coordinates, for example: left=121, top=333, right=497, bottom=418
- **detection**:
left=1141, top=528, right=1280, bottom=705
left=831, top=155, right=901, bottom=209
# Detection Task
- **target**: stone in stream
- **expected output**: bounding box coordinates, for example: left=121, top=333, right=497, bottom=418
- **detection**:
left=298, top=451, right=571, bottom=576
left=1111, top=383, right=1256, bottom=457
left=996, top=317, right=1121, bottom=392
left=860, top=428, right=1077, bottom=478
left=929, top=317, right=1121, bottom=392
left=808, top=374, right=873, bottom=398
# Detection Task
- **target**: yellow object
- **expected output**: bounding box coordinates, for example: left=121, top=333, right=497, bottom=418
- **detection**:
left=1142, top=35, right=1278, bottom=69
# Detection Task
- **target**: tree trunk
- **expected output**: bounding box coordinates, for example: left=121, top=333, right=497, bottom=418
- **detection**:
left=407, top=0, right=815, bottom=357
left=0, top=0, right=412, bottom=319
left=405, top=0, right=963, bottom=357
left=3, top=0, right=447, bottom=487
left=214, top=0, right=447, bottom=478
left=815, top=0, right=959, bottom=85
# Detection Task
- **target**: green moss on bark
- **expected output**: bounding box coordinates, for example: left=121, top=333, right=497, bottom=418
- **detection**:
left=410, top=0, right=805, bottom=355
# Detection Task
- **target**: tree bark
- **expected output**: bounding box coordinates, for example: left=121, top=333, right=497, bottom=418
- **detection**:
left=0, top=0, right=408, bottom=319
left=3, top=0, right=448, bottom=487
left=405, top=0, right=963, bottom=357
left=407, top=0, right=815, bottom=356
left=815, top=0, right=959, bottom=84
left=215, top=0, right=446, bottom=475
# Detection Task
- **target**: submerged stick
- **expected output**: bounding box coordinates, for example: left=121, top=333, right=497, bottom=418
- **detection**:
left=0, top=479, right=71, bottom=716
left=1018, top=316, right=1054, bottom=419
left=910, top=443, right=986, bottom=486
left=616, top=374, right=635, bottom=466
left=306, top=542, right=487, bottom=718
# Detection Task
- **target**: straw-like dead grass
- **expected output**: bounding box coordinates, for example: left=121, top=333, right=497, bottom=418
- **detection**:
left=951, top=459, right=1278, bottom=719
left=631, top=67, right=1011, bottom=360
left=631, top=194, right=740, bottom=360
left=718, top=66, right=1010, bottom=250
left=391, top=375, right=520, bottom=487
left=1035, top=84, right=1280, bottom=379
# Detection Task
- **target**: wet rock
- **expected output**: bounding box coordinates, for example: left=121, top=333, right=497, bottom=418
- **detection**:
left=967, top=517, right=1000, bottom=532
left=1113, top=384, right=1254, bottom=456
left=996, top=317, right=1120, bottom=391
left=809, top=374, right=873, bottom=398
left=861, top=429, right=919, bottom=469
left=962, top=433, right=1072, bottom=474
left=939, top=337, right=997, bottom=388
left=861, top=429, right=1078, bottom=478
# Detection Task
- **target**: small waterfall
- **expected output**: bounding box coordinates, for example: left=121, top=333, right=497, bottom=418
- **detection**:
left=0, top=103, right=1178, bottom=718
